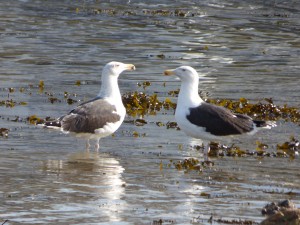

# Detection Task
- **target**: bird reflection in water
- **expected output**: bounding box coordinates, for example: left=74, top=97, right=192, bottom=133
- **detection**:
left=40, top=151, right=126, bottom=222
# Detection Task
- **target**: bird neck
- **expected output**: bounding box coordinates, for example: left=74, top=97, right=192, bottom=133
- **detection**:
left=98, top=74, right=121, bottom=101
left=178, top=80, right=204, bottom=107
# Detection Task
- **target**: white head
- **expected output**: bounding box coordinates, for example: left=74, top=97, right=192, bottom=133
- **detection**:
left=164, top=66, right=199, bottom=83
left=98, top=61, right=135, bottom=98
left=102, top=61, right=135, bottom=77
left=164, top=65, right=203, bottom=106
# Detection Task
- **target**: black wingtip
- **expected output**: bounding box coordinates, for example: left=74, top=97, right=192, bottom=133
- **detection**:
left=254, top=120, right=276, bottom=128
left=44, top=121, right=61, bottom=127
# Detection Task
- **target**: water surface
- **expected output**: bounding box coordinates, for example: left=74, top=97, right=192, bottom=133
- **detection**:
left=0, top=0, right=299, bottom=224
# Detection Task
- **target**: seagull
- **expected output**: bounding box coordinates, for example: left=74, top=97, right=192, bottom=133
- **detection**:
left=43, top=61, right=135, bottom=151
left=164, top=66, right=276, bottom=158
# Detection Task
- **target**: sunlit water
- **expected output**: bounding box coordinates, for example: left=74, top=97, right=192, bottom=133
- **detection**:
left=0, top=0, right=299, bottom=224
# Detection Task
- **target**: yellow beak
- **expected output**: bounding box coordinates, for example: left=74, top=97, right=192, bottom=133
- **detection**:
left=125, top=64, right=136, bottom=71
left=164, top=70, right=175, bottom=76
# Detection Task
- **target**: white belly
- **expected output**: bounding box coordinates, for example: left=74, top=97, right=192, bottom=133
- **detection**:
left=175, top=108, right=222, bottom=141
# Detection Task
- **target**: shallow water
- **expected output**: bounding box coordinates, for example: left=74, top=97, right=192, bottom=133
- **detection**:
left=0, top=0, right=300, bottom=224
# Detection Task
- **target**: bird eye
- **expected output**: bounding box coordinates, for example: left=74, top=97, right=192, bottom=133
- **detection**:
left=182, top=69, right=186, bottom=71
left=115, top=64, right=120, bottom=67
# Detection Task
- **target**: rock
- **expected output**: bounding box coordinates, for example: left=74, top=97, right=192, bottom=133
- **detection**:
left=262, top=200, right=296, bottom=216
left=260, top=208, right=300, bottom=225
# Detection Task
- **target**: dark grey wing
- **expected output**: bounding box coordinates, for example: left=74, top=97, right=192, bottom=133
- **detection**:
left=186, top=102, right=254, bottom=136
left=60, top=98, right=121, bottom=133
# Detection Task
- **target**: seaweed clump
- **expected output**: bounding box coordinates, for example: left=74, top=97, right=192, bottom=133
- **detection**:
left=122, top=91, right=176, bottom=117
left=27, top=115, right=45, bottom=125
left=123, top=90, right=300, bottom=123
left=81, top=7, right=198, bottom=18
left=0, top=128, right=9, bottom=137
left=173, top=158, right=201, bottom=171
left=172, top=157, right=214, bottom=172
left=152, top=219, right=175, bottom=225
left=137, top=81, right=151, bottom=89
left=208, top=142, right=249, bottom=157
left=207, top=98, right=300, bottom=123
left=276, top=136, right=299, bottom=157
left=191, top=142, right=251, bottom=158
left=191, top=137, right=299, bottom=159
left=0, top=99, right=17, bottom=108
left=0, top=99, right=27, bottom=108
left=191, top=216, right=258, bottom=224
